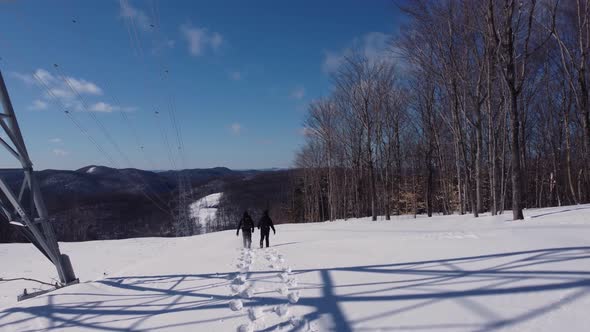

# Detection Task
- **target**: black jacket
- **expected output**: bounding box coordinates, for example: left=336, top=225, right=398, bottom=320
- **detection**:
left=237, top=213, right=255, bottom=234
left=258, top=213, right=276, bottom=233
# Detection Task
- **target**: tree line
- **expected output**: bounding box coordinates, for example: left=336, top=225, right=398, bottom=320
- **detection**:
left=293, top=0, right=590, bottom=222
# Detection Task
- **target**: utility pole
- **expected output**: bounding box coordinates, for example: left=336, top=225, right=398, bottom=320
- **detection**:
left=0, top=69, right=77, bottom=289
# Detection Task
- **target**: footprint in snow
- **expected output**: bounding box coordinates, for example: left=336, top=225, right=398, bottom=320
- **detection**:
left=238, top=323, right=254, bottom=332
left=278, top=272, right=289, bottom=282
left=247, top=307, right=265, bottom=321
left=229, top=299, right=243, bottom=311
left=230, top=283, right=245, bottom=295
left=239, top=286, right=255, bottom=299
left=277, top=285, right=289, bottom=296
left=287, top=291, right=300, bottom=304
left=286, top=278, right=298, bottom=288
left=274, top=304, right=290, bottom=317
left=289, top=316, right=307, bottom=329
left=232, top=274, right=247, bottom=285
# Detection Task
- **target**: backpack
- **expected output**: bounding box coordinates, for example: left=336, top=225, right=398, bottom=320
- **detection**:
left=242, top=215, right=254, bottom=230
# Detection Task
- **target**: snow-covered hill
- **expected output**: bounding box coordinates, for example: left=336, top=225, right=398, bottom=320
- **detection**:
left=1, top=205, right=590, bottom=331
left=190, top=192, right=222, bottom=233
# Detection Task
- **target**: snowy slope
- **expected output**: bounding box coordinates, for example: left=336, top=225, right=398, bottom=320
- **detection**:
left=190, top=192, right=222, bottom=233
left=1, top=205, right=590, bottom=331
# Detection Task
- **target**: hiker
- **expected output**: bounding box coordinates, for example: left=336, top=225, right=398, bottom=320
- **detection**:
left=236, top=211, right=255, bottom=248
left=258, top=210, right=276, bottom=248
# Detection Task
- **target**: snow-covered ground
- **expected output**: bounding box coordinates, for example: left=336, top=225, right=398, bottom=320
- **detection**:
left=1, top=204, right=590, bottom=331
left=190, top=192, right=222, bottom=233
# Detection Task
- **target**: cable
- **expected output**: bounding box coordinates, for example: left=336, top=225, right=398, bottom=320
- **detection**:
left=34, top=68, right=172, bottom=216
left=67, top=19, right=169, bottom=206
left=31, top=71, right=119, bottom=167
left=0, top=10, right=174, bottom=218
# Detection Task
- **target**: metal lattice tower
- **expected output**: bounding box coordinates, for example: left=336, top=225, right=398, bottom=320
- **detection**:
left=173, top=172, right=195, bottom=236
left=0, top=69, right=77, bottom=285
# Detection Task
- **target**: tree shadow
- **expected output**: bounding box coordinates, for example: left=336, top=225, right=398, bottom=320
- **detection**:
left=528, top=205, right=590, bottom=219
left=270, top=241, right=300, bottom=248
left=1, top=246, right=590, bottom=331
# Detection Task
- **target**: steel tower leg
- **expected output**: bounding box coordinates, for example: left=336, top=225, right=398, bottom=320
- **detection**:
left=0, top=69, right=77, bottom=285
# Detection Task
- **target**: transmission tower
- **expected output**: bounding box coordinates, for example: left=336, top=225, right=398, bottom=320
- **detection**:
left=173, top=172, right=195, bottom=236
left=0, top=70, right=77, bottom=289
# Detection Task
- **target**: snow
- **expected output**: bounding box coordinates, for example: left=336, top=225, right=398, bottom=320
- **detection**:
left=247, top=306, right=264, bottom=321
left=190, top=192, right=222, bottom=233
left=229, top=299, right=243, bottom=311
left=1, top=204, right=590, bottom=331
left=274, top=303, right=290, bottom=317
left=86, top=166, right=97, bottom=174
left=287, top=290, right=300, bottom=304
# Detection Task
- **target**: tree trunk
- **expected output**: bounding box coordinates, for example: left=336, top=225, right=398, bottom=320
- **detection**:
left=509, top=90, right=525, bottom=220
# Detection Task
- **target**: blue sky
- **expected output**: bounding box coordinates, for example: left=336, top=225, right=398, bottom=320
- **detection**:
left=0, top=0, right=404, bottom=170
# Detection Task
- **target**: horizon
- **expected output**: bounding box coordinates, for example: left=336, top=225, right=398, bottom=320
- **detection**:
left=0, top=0, right=404, bottom=171
left=37, top=164, right=292, bottom=172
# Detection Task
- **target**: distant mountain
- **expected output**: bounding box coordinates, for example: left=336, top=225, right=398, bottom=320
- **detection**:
left=0, top=166, right=271, bottom=243
left=158, top=167, right=260, bottom=186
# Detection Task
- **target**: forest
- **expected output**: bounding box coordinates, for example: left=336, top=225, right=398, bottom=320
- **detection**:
left=293, top=0, right=590, bottom=222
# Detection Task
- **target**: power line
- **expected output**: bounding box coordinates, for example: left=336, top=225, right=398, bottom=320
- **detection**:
left=154, top=110, right=178, bottom=170
left=52, top=64, right=172, bottom=214
left=116, top=0, right=196, bottom=235
left=67, top=18, right=169, bottom=206
left=121, top=0, right=145, bottom=58
left=0, top=10, right=173, bottom=218
left=29, top=66, right=170, bottom=216
left=30, top=72, right=118, bottom=167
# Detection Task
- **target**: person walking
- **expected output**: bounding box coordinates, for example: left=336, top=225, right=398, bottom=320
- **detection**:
left=236, top=211, right=255, bottom=249
left=258, top=210, right=276, bottom=248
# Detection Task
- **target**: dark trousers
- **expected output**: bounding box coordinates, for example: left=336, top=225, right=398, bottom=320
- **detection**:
left=242, top=230, right=252, bottom=248
left=260, top=229, right=270, bottom=248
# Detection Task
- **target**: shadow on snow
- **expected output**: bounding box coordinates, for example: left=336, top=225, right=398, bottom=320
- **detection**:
left=1, top=246, right=590, bottom=331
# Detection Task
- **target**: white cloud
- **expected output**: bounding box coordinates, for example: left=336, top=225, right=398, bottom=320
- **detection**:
left=322, top=51, right=345, bottom=74
left=180, top=24, right=224, bottom=56
left=119, top=0, right=151, bottom=31
left=290, top=86, right=306, bottom=100
left=89, top=102, right=136, bottom=113
left=210, top=32, right=223, bottom=50
left=11, top=72, right=35, bottom=85
left=322, top=32, right=393, bottom=74
left=15, top=69, right=102, bottom=98
left=230, top=123, right=242, bottom=135
left=52, top=148, right=69, bottom=157
left=119, top=1, right=179, bottom=55
left=90, top=102, right=114, bottom=112
left=67, top=77, right=102, bottom=95
left=29, top=99, right=48, bottom=110
left=13, top=68, right=135, bottom=113
left=49, top=138, right=62, bottom=143
left=229, top=71, right=242, bottom=81
left=363, top=32, right=390, bottom=62
left=37, top=69, right=56, bottom=83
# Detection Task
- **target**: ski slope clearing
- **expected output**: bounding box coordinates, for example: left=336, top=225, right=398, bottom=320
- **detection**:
left=190, top=192, right=222, bottom=233
left=1, top=204, right=590, bottom=331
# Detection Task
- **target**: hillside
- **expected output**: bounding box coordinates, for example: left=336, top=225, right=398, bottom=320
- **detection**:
left=0, top=167, right=289, bottom=242
left=1, top=204, right=589, bottom=331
